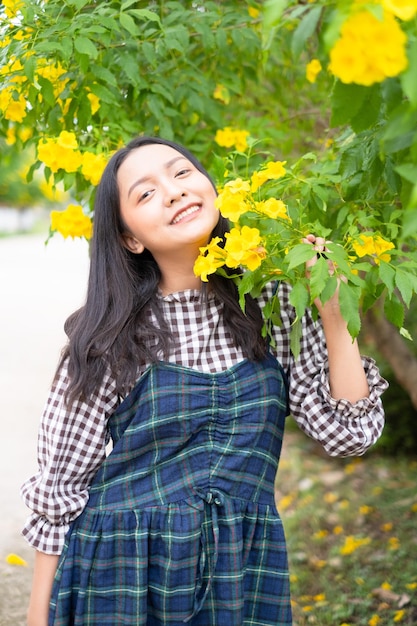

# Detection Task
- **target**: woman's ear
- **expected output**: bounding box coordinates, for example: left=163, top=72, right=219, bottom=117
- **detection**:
left=121, top=233, right=145, bottom=254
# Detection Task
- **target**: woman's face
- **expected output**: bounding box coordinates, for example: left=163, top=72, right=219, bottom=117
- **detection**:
left=117, top=143, right=219, bottom=262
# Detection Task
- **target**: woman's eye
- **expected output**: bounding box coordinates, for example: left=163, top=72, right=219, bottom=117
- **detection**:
left=176, top=168, right=190, bottom=177
left=139, top=189, right=152, bottom=201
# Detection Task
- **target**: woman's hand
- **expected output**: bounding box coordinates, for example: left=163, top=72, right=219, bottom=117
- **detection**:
left=302, top=233, right=343, bottom=319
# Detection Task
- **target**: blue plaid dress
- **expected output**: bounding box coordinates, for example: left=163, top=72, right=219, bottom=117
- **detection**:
left=49, top=353, right=292, bottom=625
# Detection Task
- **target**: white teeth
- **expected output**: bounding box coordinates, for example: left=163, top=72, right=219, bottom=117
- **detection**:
left=172, top=205, right=200, bottom=224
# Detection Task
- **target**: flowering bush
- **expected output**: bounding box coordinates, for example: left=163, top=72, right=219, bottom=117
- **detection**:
left=194, top=134, right=417, bottom=353
left=0, top=0, right=416, bottom=359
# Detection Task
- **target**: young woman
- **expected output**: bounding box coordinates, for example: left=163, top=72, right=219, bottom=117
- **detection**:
left=21, top=136, right=387, bottom=626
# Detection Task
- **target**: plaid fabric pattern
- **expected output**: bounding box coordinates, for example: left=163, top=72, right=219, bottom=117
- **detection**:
left=49, top=355, right=292, bottom=625
left=21, top=282, right=387, bottom=554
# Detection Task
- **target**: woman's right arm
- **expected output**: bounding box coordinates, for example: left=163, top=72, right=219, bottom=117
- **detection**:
left=21, top=360, right=119, bottom=620
left=27, top=551, right=59, bottom=626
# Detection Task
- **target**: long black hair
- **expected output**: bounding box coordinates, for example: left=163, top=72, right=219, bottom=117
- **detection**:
left=61, top=136, right=266, bottom=404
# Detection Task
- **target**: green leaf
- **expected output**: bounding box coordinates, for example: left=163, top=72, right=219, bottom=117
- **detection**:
left=338, top=281, right=361, bottom=338
left=384, top=294, right=404, bottom=329
left=399, top=327, right=413, bottom=341
left=90, top=64, right=118, bottom=87
left=402, top=204, right=417, bottom=239
left=289, top=281, right=309, bottom=319
left=395, top=268, right=415, bottom=307
left=286, top=243, right=316, bottom=270
left=119, top=12, right=139, bottom=36
left=262, top=0, right=289, bottom=51
left=36, top=75, right=56, bottom=108
left=320, top=275, right=338, bottom=306
left=350, top=85, right=382, bottom=133
left=378, top=261, right=395, bottom=295
left=74, top=36, right=98, bottom=59
left=331, top=82, right=368, bottom=127
left=394, top=163, right=417, bottom=185
left=309, top=256, right=330, bottom=303
left=400, top=39, right=417, bottom=108
left=290, top=318, right=302, bottom=360
left=129, top=9, right=161, bottom=25
left=291, top=6, right=322, bottom=59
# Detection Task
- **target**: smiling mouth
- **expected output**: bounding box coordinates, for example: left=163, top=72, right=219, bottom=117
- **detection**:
left=171, top=205, right=201, bottom=225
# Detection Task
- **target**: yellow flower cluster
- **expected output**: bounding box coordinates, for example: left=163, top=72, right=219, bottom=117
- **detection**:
left=215, top=127, right=250, bottom=152
left=0, top=58, right=27, bottom=122
left=339, top=534, right=371, bottom=555
left=329, top=7, right=408, bottom=85
left=50, top=204, right=93, bottom=240
left=351, top=233, right=395, bottom=264
left=37, top=131, right=108, bottom=185
left=194, top=226, right=266, bottom=281
left=1, top=0, right=24, bottom=19
left=36, top=60, right=70, bottom=99
left=194, top=155, right=290, bottom=281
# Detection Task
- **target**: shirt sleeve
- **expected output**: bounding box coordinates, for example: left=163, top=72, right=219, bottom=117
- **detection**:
left=262, top=282, right=388, bottom=458
left=20, top=360, right=119, bottom=555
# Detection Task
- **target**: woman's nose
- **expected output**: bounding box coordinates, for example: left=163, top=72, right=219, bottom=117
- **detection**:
left=163, top=181, right=186, bottom=206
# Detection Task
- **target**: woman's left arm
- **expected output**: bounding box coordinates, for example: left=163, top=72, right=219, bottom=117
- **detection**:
left=306, top=234, right=369, bottom=403
left=317, top=291, right=369, bottom=403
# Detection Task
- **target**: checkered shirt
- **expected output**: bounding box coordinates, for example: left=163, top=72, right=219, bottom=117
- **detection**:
left=21, top=282, right=387, bottom=554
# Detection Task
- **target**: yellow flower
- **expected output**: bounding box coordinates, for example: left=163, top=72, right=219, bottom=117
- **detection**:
left=225, top=178, right=251, bottom=194
left=250, top=170, right=270, bottom=192
left=2, top=0, right=24, bottom=19
left=264, top=160, right=287, bottom=179
left=248, top=6, right=260, bottom=18
left=37, top=134, right=83, bottom=174
left=5, top=553, right=27, bottom=567
left=193, top=237, right=225, bottom=282
left=340, top=535, right=371, bottom=555
left=81, top=151, right=108, bottom=186
left=278, top=494, right=294, bottom=510
left=313, top=529, right=329, bottom=539
left=382, top=0, right=417, bottom=20
left=215, top=180, right=251, bottom=222
left=306, top=58, right=322, bottom=83
left=380, top=522, right=393, bottom=532
left=329, top=10, right=408, bottom=85
left=255, top=198, right=289, bottom=220
left=359, top=505, right=373, bottom=515
left=215, top=127, right=250, bottom=152
left=39, top=179, right=68, bottom=202
left=0, top=87, right=27, bottom=122
left=368, top=616, right=381, bottom=626
left=87, top=91, right=101, bottom=114
left=388, top=536, right=400, bottom=550
left=36, top=60, right=69, bottom=98
left=393, top=609, right=406, bottom=622
left=352, top=234, right=394, bottom=264
left=224, top=225, right=265, bottom=271
left=213, top=84, right=230, bottom=104
left=333, top=525, right=344, bottom=535
left=50, top=204, right=93, bottom=239
left=381, top=581, right=392, bottom=590
left=57, top=130, right=78, bottom=150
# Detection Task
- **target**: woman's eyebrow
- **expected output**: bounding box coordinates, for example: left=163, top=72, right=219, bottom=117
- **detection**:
left=127, top=156, right=189, bottom=198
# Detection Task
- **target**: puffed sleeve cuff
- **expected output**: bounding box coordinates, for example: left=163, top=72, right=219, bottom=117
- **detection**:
left=319, top=356, right=388, bottom=417
left=294, top=357, right=388, bottom=458
left=21, top=513, right=70, bottom=555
